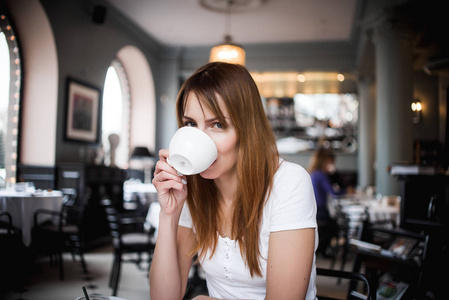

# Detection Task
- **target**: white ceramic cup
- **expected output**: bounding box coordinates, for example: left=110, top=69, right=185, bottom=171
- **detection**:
left=168, top=127, right=217, bottom=175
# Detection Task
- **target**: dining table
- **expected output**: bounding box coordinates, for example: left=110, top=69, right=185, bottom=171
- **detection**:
left=123, top=181, right=158, bottom=210
left=330, top=193, right=401, bottom=226
left=0, top=189, right=64, bottom=246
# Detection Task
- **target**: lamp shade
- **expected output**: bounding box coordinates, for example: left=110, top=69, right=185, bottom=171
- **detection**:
left=209, top=35, right=245, bottom=66
left=130, top=146, right=153, bottom=158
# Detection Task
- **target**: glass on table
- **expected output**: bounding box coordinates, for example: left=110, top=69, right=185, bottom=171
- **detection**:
left=25, top=182, right=35, bottom=192
left=14, top=182, right=27, bottom=192
left=5, top=181, right=15, bottom=191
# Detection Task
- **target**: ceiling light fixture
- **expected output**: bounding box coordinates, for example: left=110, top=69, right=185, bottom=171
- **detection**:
left=297, top=74, right=306, bottom=82
left=208, top=0, right=246, bottom=65
left=337, top=73, right=345, bottom=82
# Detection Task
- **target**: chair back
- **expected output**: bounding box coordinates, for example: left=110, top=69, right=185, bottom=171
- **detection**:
left=59, top=188, right=88, bottom=230
left=335, top=202, right=368, bottom=241
left=316, top=267, right=374, bottom=300
left=0, top=211, right=14, bottom=235
left=102, top=198, right=122, bottom=248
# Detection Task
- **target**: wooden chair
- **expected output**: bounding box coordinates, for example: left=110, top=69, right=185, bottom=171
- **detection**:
left=101, top=198, right=155, bottom=296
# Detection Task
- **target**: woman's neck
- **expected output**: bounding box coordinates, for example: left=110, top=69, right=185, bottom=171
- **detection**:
left=214, top=170, right=238, bottom=206
left=215, top=171, right=238, bottom=238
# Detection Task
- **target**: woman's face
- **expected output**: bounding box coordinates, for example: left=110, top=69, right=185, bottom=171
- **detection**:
left=182, top=92, right=239, bottom=180
left=325, top=158, right=336, bottom=174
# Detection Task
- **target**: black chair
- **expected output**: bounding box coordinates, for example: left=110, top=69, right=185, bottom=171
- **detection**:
left=329, top=202, right=369, bottom=275
left=101, top=198, right=155, bottom=296
left=0, top=210, right=15, bottom=234
left=316, top=267, right=375, bottom=300
left=0, top=211, right=31, bottom=293
left=349, top=225, right=429, bottom=299
left=58, top=188, right=88, bottom=273
left=31, top=189, right=88, bottom=280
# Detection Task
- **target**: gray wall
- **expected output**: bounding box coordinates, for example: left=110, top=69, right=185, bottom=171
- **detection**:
left=39, top=0, right=165, bottom=163
left=281, top=152, right=358, bottom=172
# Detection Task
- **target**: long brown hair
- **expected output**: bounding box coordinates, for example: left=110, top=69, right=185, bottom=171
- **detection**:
left=176, top=62, right=279, bottom=277
left=307, top=148, right=335, bottom=173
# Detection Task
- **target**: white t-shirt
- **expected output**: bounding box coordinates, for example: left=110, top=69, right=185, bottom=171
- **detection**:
left=179, top=159, right=318, bottom=299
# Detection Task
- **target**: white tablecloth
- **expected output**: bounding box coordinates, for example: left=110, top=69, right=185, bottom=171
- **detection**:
left=330, top=195, right=400, bottom=225
left=145, top=202, right=160, bottom=242
left=367, top=202, right=400, bottom=225
left=123, top=182, right=158, bottom=207
left=0, top=190, right=64, bottom=246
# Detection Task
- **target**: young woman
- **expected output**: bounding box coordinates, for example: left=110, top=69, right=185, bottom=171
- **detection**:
left=150, top=62, right=318, bottom=300
left=307, top=148, right=348, bottom=257
left=308, top=149, right=346, bottom=221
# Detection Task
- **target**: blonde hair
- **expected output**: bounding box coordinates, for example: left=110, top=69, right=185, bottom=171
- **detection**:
left=176, top=62, right=279, bottom=277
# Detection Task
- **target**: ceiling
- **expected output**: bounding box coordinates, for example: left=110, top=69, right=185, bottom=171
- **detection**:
left=103, top=0, right=358, bottom=47
left=101, top=0, right=449, bottom=89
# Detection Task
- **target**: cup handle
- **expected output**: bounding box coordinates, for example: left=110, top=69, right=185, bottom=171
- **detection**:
left=167, top=158, right=184, bottom=176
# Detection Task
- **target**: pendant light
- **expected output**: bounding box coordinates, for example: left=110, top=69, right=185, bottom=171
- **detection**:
left=209, top=0, right=246, bottom=65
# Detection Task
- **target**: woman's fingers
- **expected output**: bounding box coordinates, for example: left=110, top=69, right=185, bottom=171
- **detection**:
left=156, top=179, right=185, bottom=194
left=159, top=148, right=169, bottom=161
left=153, top=168, right=184, bottom=187
left=153, top=149, right=187, bottom=196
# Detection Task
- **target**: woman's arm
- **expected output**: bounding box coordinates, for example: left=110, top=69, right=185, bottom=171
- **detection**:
left=265, top=228, right=315, bottom=300
left=149, top=219, right=196, bottom=299
left=149, top=149, right=194, bottom=299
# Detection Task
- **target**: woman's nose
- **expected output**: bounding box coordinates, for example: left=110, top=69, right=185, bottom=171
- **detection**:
left=197, top=127, right=210, bottom=137
left=198, top=129, right=215, bottom=144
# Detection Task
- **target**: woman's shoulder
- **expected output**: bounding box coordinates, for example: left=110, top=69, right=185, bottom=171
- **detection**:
left=275, top=158, right=310, bottom=180
left=265, top=159, right=317, bottom=227
left=272, top=159, right=313, bottom=192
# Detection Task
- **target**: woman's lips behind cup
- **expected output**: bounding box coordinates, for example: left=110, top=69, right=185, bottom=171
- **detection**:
left=168, top=127, right=218, bottom=175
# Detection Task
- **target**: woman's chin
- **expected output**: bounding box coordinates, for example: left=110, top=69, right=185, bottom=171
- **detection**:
left=198, top=161, right=217, bottom=179
left=199, top=167, right=218, bottom=179
left=199, top=170, right=216, bottom=180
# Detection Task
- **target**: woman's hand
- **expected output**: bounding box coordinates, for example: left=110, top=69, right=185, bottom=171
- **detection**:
left=152, top=149, right=188, bottom=216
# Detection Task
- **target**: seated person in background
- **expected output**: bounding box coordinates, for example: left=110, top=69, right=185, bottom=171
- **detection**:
left=308, top=148, right=352, bottom=256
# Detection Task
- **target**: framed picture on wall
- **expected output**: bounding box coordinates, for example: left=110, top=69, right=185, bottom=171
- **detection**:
left=65, top=78, right=102, bottom=144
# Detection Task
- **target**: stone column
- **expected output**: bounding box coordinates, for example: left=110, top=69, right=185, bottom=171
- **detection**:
left=357, top=76, right=376, bottom=189
left=373, top=16, right=414, bottom=196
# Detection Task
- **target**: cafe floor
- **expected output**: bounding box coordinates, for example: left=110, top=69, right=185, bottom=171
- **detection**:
left=0, top=244, right=353, bottom=300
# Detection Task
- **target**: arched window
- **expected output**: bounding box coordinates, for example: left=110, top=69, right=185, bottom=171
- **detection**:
left=0, top=14, right=21, bottom=186
left=102, top=59, right=130, bottom=168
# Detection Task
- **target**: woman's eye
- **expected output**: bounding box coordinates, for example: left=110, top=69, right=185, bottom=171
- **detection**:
left=213, top=122, right=223, bottom=129
left=183, top=121, right=196, bottom=127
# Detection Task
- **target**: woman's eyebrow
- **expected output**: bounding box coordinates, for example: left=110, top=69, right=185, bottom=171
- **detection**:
left=205, top=117, right=219, bottom=123
left=183, top=116, right=228, bottom=123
